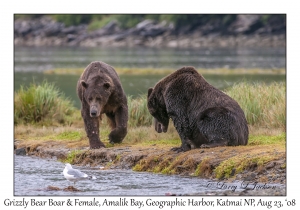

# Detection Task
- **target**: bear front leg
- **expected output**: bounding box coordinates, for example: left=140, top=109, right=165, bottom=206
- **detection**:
left=81, top=107, right=105, bottom=149
left=108, top=106, right=128, bottom=144
left=171, top=138, right=195, bottom=152
left=171, top=117, right=193, bottom=152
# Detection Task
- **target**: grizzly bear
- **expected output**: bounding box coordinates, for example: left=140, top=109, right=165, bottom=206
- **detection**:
left=147, top=66, right=248, bottom=152
left=77, top=61, right=128, bottom=149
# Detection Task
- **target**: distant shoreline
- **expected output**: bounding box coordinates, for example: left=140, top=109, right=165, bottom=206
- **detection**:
left=14, top=17, right=286, bottom=48
left=14, top=34, right=286, bottom=48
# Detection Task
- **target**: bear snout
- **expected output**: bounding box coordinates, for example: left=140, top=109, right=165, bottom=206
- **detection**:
left=90, top=106, right=100, bottom=117
left=90, top=110, right=97, bottom=117
left=155, top=122, right=162, bottom=133
left=155, top=121, right=168, bottom=133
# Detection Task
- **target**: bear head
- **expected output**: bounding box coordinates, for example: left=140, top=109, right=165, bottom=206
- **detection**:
left=147, top=87, right=169, bottom=133
left=81, top=75, right=114, bottom=118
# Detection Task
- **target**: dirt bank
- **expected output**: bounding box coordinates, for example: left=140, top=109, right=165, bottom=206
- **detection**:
left=14, top=139, right=286, bottom=187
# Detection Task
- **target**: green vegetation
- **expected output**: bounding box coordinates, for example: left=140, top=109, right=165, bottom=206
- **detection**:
left=14, top=81, right=76, bottom=125
left=62, top=150, right=83, bottom=164
left=214, top=150, right=283, bottom=179
left=226, top=82, right=286, bottom=129
left=51, top=14, right=95, bottom=27
left=248, top=133, right=286, bottom=145
left=55, top=131, right=82, bottom=141
left=44, top=67, right=174, bottom=75
left=127, top=95, right=152, bottom=127
left=194, top=157, right=211, bottom=176
left=44, top=67, right=285, bottom=76
left=87, top=16, right=117, bottom=31
left=14, top=80, right=286, bottom=132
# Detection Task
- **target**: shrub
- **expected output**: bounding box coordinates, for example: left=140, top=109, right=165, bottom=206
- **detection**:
left=14, top=81, right=76, bottom=125
left=87, top=16, right=118, bottom=31
left=52, top=14, right=94, bottom=27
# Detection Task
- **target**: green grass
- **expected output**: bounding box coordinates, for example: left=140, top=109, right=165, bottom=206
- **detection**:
left=61, top=150, right=83, bottom=163
left=248, top=133, right=286, bottom=145
left=14, top=81, right=76, bottom=125
left=55, top=131, right=83, bottom=141
left=44, top=67, right=285, bottom=76
left=14, top=81, right=286, bottom=145
left=127, top=95, right=152, bottom=127
left=226, top=82, right=286, bottom=129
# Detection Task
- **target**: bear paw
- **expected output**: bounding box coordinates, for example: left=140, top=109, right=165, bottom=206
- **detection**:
left=170, top=146, right=190, bottom=153
left=89, top=142, right=106, bottom=149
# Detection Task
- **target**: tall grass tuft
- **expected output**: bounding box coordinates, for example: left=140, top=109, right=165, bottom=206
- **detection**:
left=127, top=95, right=152, bottom=127
left=225, top=82, right=286, bottom=130
left=14, top=81, right=76, bottom=125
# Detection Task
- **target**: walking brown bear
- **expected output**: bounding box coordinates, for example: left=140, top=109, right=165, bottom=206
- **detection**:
left=147, top=66, right=248, bottom=152
left=77, top=61, right=128, bottom=149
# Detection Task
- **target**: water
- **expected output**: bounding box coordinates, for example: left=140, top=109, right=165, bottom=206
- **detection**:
left=14, top=46, right=286, bottom=108
left=14, top=155, right=283, bottom=196
left=14, top=46, right=285, bottom=71
left=14, top=155, right=217, bottom=196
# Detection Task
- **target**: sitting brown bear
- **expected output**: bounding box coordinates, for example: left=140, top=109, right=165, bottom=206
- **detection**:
left=77, top=61, right=128, bottom=149
left=147, top=66, right=248, bottom=152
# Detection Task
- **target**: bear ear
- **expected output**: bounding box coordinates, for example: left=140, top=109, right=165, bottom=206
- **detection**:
left=103, top=82, right=111, bottom=90
left=81, top=80, right=88, bottom=89
left=148, top=88, right=153, bottom=98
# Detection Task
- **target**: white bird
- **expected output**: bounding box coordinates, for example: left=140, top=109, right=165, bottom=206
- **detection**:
left=63, top=163, right=96, bottom=186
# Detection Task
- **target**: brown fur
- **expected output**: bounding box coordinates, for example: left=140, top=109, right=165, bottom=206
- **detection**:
left=147, top=66, right=248, bottom=152
left=77, top=61, right=128, bottom=149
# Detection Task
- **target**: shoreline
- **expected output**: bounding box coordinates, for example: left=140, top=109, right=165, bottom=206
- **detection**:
left=14, top=137, right=286, bottom=195
left=14, top=34, right=286, bottom=48
left=14, top=16, right=285, bottom=49
left=15, top=140, right=286, bottom=196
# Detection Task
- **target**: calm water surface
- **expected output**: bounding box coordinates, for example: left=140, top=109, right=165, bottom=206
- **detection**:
left=14, top=46, right=285, bottom=71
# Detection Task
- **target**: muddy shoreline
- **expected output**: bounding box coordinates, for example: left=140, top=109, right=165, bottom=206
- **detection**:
left=14, top=139, right=286, bottom=196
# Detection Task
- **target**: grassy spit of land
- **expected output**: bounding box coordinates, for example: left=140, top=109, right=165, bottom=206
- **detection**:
left=14, top=69, right=286, bottom=185
left=44, top=67, right=286, bottom=76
